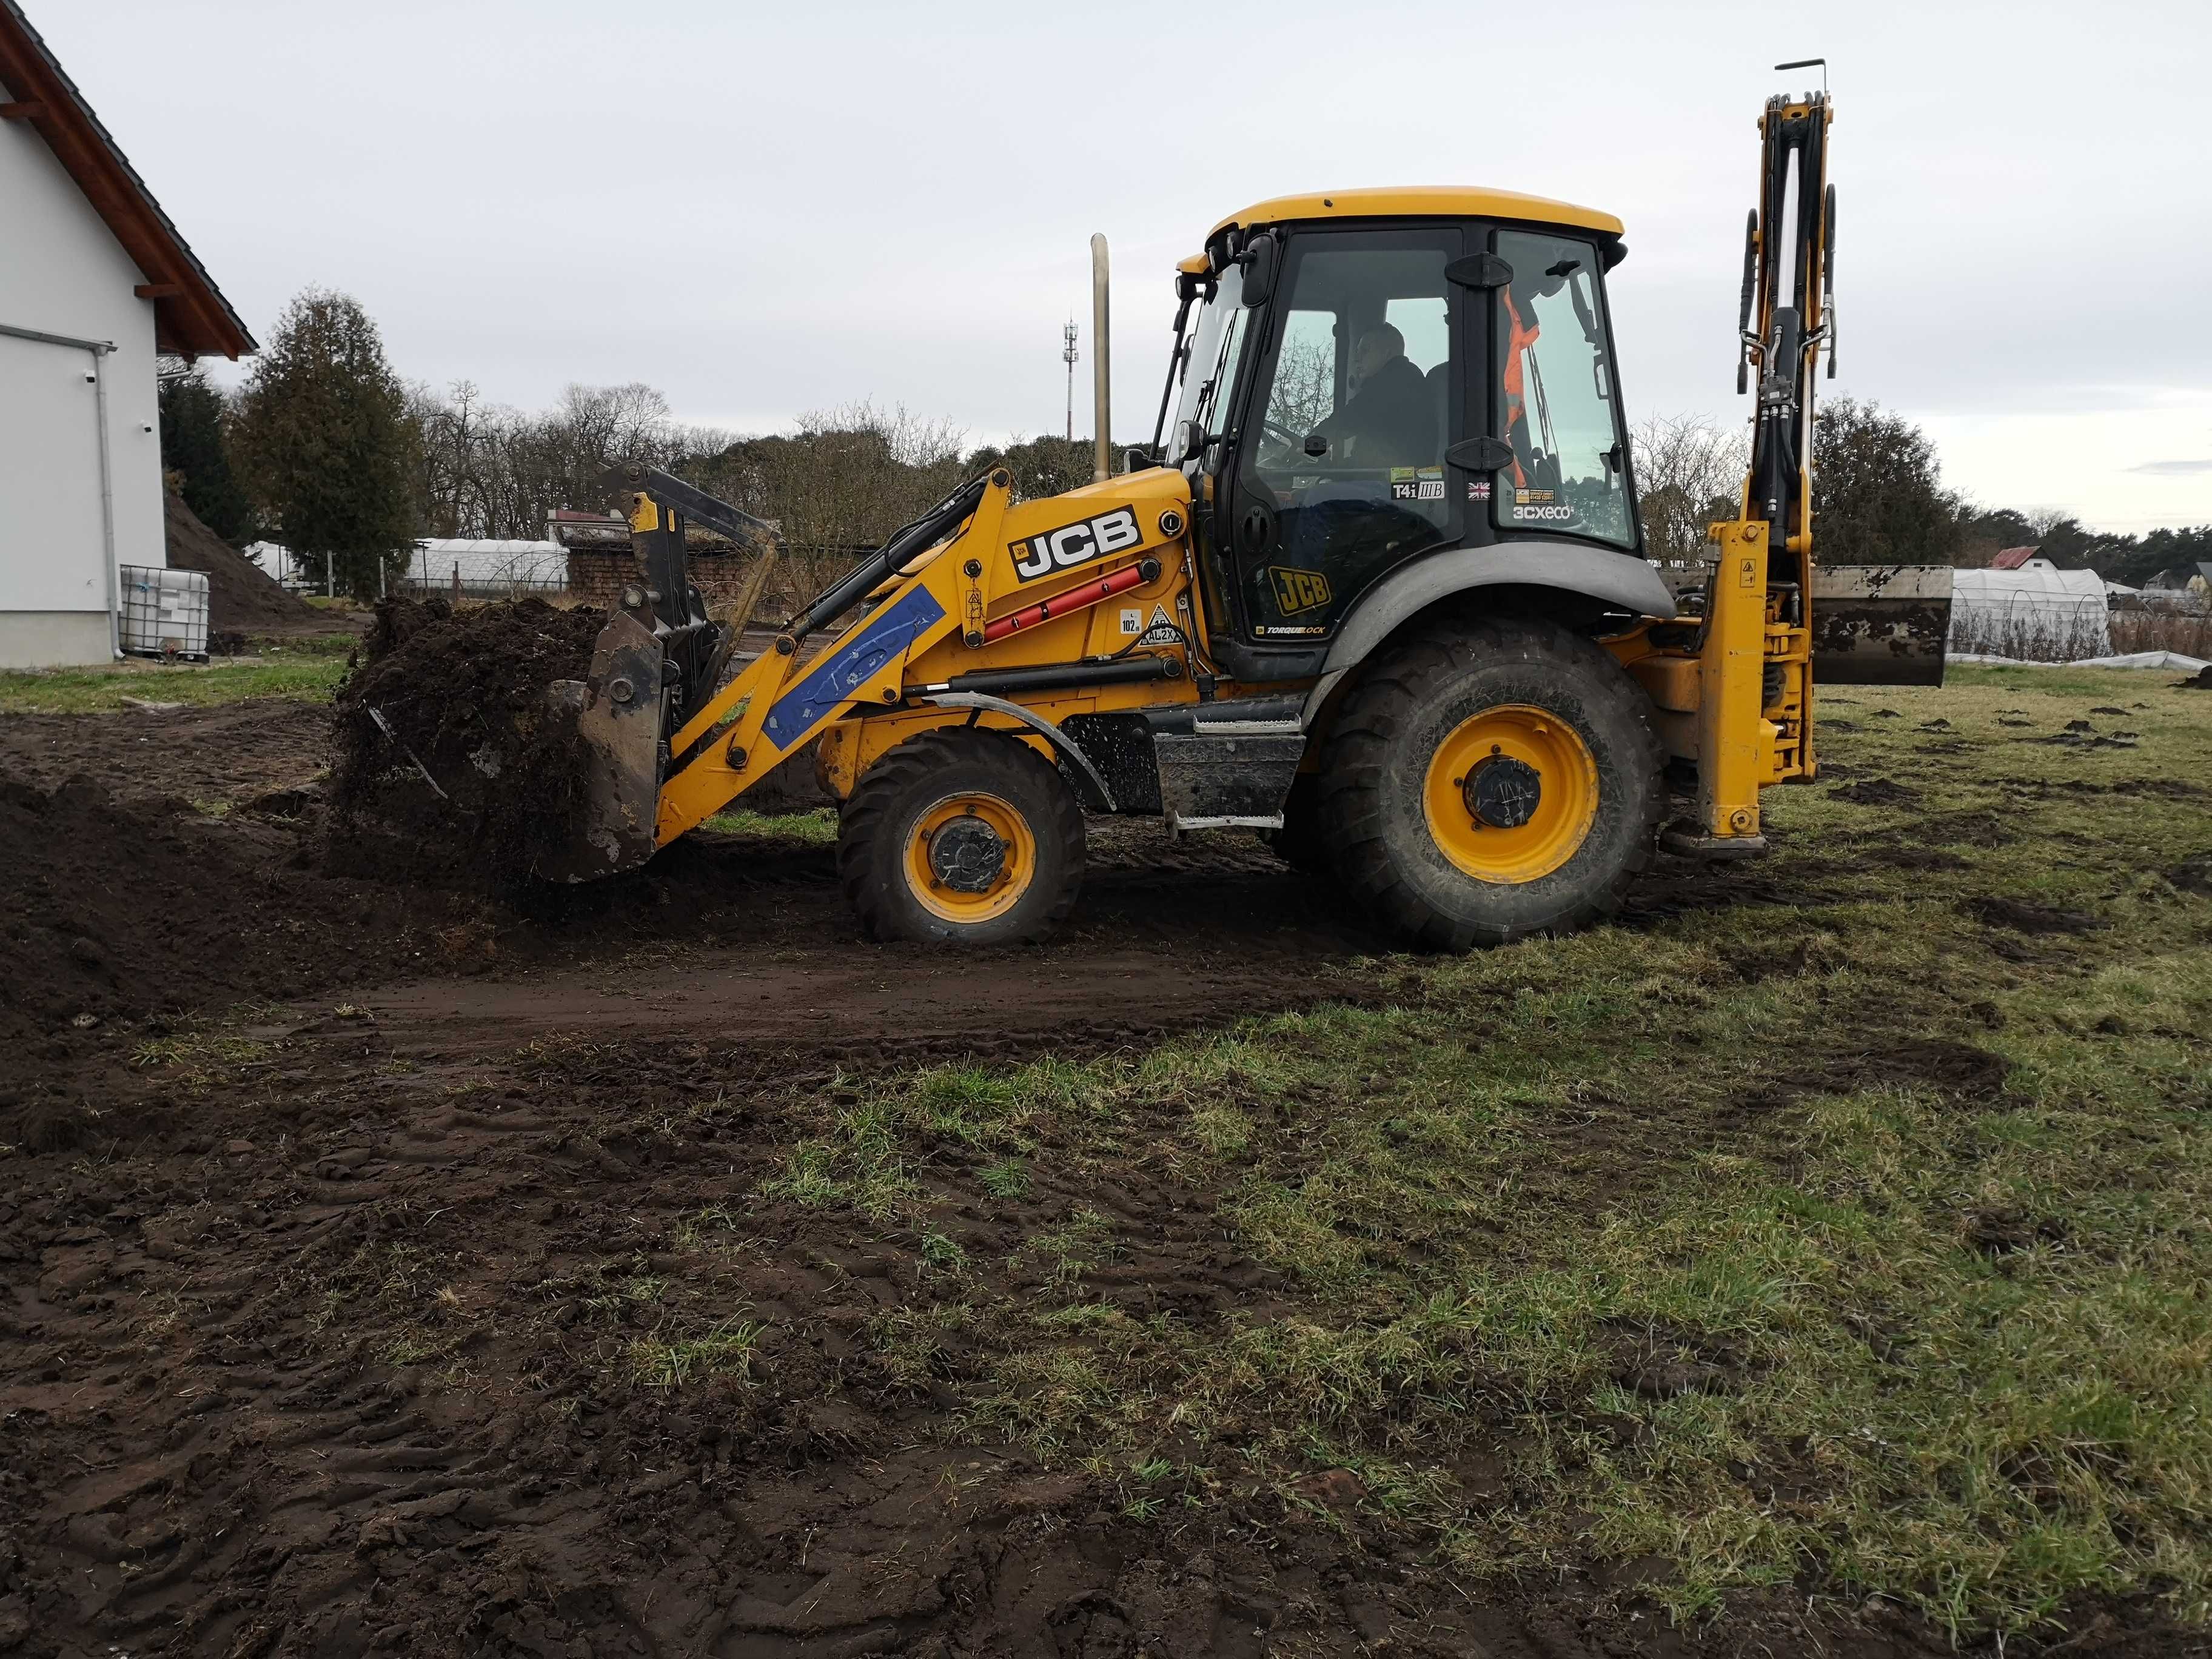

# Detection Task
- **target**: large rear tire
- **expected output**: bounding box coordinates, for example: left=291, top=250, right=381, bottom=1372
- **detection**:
left=839, top=728, right=1085, bottom=945
left=1315, top=615, right=1663, bottom=950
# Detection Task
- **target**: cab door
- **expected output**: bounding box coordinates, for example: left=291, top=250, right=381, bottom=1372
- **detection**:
left=1222, top=226, right=1464, bottom=651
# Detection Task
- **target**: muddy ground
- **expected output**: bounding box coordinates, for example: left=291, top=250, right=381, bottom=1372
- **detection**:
left=1, top=701, right=2202, bottom=1658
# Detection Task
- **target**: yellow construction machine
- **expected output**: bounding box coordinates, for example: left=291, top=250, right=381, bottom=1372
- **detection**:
left=548, top=72, right=1913, bottom=948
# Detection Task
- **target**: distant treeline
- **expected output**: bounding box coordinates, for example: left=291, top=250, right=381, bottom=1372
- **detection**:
left=158, top=284, right=2207, bottom=596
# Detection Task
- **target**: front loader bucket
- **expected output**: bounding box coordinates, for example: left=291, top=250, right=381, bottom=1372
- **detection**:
left=1812, top=565, right=1954, bottom=686
left=542, top=609, right=669, bottom=882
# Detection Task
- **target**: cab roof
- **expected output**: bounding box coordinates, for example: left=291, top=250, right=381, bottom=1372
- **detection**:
left=1210, top=186, right=1623, bottom=240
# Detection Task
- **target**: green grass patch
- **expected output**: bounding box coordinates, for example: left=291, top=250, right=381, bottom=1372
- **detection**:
left=628, top=1315, right=762, bottom=1389
left=729, top=668, right=2212, bottom=1639
left=0, top=654, right=349, bottom=712
left=703, top=806, right=838, bottom=843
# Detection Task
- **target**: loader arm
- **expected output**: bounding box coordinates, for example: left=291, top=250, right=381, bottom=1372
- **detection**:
left=546, top=463, right=1198, bottom=880
left=651, top=474, right=1010, bottom=846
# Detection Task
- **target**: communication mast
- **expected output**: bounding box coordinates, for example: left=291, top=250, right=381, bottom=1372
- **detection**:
left=1062, top=319, right=1079, bottom=442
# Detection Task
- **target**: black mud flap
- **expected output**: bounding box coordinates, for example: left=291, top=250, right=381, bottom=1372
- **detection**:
left=542, top=610, right=667, bottom=882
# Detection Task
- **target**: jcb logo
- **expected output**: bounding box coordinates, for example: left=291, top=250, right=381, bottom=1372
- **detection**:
left=1010, top=506, right=1142, bottom=583
left=1269, top=565, right=1333, bottom=616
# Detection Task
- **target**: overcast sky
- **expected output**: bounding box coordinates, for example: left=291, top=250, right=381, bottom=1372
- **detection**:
left=38, top=0, right=2212, bottom=535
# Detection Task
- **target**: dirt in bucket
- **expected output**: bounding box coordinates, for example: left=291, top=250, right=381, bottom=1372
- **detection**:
left=324, top=597, right=607, bottom=889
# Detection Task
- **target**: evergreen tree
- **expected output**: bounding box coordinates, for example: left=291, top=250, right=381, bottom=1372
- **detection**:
left=1811, top=398, right=1963, bottom=566
left=157, top=366, right=258, bottom=543
left=961, top=435, right=1096, bottom=503
left=232, top=289, right=421, bottom=598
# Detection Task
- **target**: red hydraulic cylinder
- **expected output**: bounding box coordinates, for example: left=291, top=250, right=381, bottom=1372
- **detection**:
left=981, top=563, right=1148, bottom=643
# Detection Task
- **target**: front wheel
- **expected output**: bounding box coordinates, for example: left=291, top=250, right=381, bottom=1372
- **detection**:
left=838, top=728, right=1085, bottom=944
left=1315, top=616, right=1663, bottom=949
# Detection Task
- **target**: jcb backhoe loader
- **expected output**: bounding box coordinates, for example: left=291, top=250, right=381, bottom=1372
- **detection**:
left=546, top=75, right=1934, bottom=947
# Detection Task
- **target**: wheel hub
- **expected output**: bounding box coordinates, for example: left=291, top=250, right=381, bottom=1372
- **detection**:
left=1464, top=755, right=1543, bottom=830
left=927, top=814, right=1007, bottom=893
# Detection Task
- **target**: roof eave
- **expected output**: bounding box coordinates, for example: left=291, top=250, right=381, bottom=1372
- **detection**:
left=0, top=0, right=255, bottom=359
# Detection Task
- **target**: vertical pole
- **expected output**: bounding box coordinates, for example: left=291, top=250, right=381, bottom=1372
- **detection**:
left=1090, top=234, right=1111, bottom=482
left=89, top=345, right=121, bottom=658
left=1063, top=319, right=1079, bottom=443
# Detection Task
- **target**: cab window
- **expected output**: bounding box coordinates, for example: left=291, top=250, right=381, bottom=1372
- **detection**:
left=1234, top=228, right=1460, bottom=641
left=1493, top=230, right=1634, bottom=548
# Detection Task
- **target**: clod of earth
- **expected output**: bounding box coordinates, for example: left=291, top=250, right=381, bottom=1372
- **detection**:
left=1828, top=778, right=1919, bottom=806
left=1965, top=1207, right=2069, bottom=1257
left=2169, top=856, right=2212, bottom=896
left=1965, top=895, right=2107, bottom=935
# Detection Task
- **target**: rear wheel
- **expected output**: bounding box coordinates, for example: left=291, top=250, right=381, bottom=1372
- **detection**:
left=839, top=728, right=1085, bottom=944
left=1315, top=615, right=1662, bottom=949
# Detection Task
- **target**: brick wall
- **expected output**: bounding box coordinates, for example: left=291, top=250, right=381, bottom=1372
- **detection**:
left=566, top=551, right=769, bottom=613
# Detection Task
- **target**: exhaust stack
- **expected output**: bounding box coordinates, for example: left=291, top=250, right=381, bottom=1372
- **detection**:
left=1090, top=233, right=1110, bottom=482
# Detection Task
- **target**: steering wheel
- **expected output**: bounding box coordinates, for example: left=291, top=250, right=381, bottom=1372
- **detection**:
left=1261, top=418, right=1306, bottom=450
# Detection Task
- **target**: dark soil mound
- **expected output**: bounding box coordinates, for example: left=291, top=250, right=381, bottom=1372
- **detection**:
left=161, top=489, right=321, bottom=635
left=1965, top=894, right=2106, bottom=934
left=0, top=776, right=443, bottom=1051
left=1828, top=777, right=1919, bottom=806
left=326, top=596, right=606, bottom=887
left=2180, top=663, right=2212, bottom=690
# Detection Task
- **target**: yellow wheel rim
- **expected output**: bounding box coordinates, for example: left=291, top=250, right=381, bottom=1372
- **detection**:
left=905, top=791, right=1037, bottom=923
left=1423, top=703, right=1599, bottom=884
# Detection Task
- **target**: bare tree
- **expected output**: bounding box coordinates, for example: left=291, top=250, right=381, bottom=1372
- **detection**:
left=410, top=380, right=735, bottom=540
left=1262, top=332, right=1336, bottom=439
left=1631, top=414, right=1748, bottom=564
left=688, top=401, right=968, bottom=591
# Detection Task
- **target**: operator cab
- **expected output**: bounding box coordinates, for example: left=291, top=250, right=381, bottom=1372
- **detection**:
left=1155, top=188, right=1640, bottom=682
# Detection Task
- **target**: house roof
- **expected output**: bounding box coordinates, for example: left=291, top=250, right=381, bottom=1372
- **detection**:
left=1989, top=546, right=2040, bottom=569
left=0, top=0, right=253, bottom=358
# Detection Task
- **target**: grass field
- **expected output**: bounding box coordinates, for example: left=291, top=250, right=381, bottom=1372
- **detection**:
left=0, top=640, right=351, bottom=713
left=18, top=656, right=2207, bottom=1644
left=736, top=665, right=2212, bottom=1639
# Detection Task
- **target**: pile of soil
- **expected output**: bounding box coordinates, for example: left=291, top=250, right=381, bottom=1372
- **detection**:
left=326, top=597, right=606, bottom=888
left=0, top=776, right=446, bottom=1054
left=160, top=489, right=321, bottom=636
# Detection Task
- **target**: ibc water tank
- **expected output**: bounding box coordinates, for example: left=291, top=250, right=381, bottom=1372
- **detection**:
left=118, top=566, right=211, bottom=660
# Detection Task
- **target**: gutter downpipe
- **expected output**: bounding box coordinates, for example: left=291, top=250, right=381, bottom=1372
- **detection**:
left=0, top=322, right=122, bottom=657
left=1090, top=233, right=1110, bottom=483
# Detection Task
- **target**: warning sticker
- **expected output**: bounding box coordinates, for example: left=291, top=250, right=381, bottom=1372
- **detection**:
left=1118, top=608, right=1142, bottom=635
left=1137, top=603, right=1185, bottom=648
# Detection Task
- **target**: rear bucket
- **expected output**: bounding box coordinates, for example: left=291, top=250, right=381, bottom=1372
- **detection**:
left=541, top=609, right=668, bottom=882
left=1812, top=565, right=1954, bottom=686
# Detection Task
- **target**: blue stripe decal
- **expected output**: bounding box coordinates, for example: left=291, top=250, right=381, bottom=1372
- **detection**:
left=764, top=585, right=947, bottom=746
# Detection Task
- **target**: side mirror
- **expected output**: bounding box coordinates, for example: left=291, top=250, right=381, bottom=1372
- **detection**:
left=1241, top=235, right=1278, bottom=307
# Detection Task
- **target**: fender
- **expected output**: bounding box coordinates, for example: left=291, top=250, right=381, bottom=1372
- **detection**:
left=1299, top=540, right=1679, bottom=725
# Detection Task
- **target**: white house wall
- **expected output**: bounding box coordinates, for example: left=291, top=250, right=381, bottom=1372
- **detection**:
left=0, top=110, right=166, bottom=668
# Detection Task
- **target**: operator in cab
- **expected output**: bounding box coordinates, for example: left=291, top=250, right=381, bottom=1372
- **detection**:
left=1310, top=322, right=1434, bottom=466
